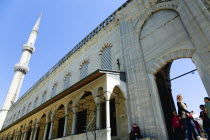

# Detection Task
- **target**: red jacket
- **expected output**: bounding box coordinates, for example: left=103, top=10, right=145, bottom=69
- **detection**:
left=172, top=116, right=182, bottom=128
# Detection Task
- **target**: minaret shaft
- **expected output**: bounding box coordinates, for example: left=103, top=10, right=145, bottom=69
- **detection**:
left=20, top=51, right=32, bottom=64
left=2, top=71, right=24, bottom=109
left=0, top=15, right=41, bottom=130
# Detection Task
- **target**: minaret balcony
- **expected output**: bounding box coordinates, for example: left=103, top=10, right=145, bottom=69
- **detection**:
left=14, top=63, right=29, bottom=74
left=22, top=44, right=35, bottom=54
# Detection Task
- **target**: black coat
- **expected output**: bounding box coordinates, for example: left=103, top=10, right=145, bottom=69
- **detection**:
left=177, top=102, right=190, bottom=117
left=130, top=126, right=143, bottom=140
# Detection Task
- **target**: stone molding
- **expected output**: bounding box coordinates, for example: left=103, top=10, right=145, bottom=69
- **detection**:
left=135, top=1, right=179, bottom=37
left=148, top=48, right=195, bottom=75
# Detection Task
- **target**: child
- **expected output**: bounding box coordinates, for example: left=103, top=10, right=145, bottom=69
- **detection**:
left=172, top=111, right=183, bottom=140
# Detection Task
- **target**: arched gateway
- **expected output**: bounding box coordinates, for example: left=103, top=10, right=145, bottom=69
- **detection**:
left=0, top=0, right=210, bottom=140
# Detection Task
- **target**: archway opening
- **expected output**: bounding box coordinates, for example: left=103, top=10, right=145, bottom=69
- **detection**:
left=155, top=58, right=208, bottom=140
left=101, top=86, right=128, bottom=138
left=76, top=91, right=96, bottom=134
left=26, top=120, right=33, bottom=140
left=54, top=104, right=65, bottom=138
left=37, top=114, right=46, bottom=140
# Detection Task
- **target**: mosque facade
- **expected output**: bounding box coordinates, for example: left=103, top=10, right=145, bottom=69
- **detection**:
left=0, top=0, right=210, bottom=140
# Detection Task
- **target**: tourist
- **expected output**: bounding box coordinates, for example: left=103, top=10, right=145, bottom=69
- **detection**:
left=172, top=111, right=183, bottom=140
left=204, top=97, right=210, bottom=119
left=177, top=94, right=203, bottom=140
left=199, top=104, right=210, bottom=139
left=193, top=118, right=203, bottom=139
left=130, top=123, right=143, bottom=140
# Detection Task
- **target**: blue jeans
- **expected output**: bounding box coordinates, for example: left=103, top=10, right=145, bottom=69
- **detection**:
left=203, top=128, right=210, bottom=140
left=182, top=118, right=187, bottom=139
left=134, top=136, right=139, bottom=140
left=187, top=119, right=200, bottom=140
left=182, top=118, right=200, bottom=140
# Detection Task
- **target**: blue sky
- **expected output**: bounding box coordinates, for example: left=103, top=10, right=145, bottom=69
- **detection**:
left=0, top=0, right=207, bottom=116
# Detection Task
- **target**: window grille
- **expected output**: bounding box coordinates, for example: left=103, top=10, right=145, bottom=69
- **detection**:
left=52, top=84, right=57, bottom=97
left=13, top=114, right=16, bottom=122
left=80, top=63, right=88, bottom=79
left=22, top=107, right=25, bottom=116
left=64, top=75, right=70, bottom=89
left=41, top=92, right=47, bottom=104
left=27, top=103, right=31, bottom=113
left=17, top=111, right=20, bottom=119
left=34, top=97, right=39, bottom=109
left=101, top=47, right=112, bottom=70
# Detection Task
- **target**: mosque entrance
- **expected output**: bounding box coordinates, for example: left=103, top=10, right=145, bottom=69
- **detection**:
left=155, top=58, right=208, bottom=140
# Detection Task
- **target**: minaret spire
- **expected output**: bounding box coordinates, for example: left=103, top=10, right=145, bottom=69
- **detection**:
left=0, top=15, right=41, bottom=130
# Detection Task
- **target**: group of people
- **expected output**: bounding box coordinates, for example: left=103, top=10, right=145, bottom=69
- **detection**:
left=129, top=94, right=210, bottom=140
left=172, top=94, right=210, bottom=140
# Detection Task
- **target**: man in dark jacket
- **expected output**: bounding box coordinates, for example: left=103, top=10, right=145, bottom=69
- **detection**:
left=130, top=123, right=143, bottom=140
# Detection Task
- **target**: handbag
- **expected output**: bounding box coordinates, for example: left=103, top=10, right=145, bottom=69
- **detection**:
left=186, top=113, right=193, bottom=119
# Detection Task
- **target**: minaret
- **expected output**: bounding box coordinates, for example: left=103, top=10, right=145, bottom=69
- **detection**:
left=0, top=15, right=41, bottom=130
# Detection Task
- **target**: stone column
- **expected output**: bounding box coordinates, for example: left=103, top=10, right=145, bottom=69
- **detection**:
left=8, top=135, right=12, bottom=140
left=23, top=127, right=28, bottom=140
left=20, top=127, right=25, bottom=140
left=33, top=124, right=39, bottom=140
left=96, top=104, right=101, bottom=130
left=29, top=126, right=35, bottom=140
left=43, top=122, right=49, bottom=140
left=14, top=133, right=17, bottom=140
left=16, top=131, right=21, bottom=140
left=94, top=96, right=101, bottom=130
left=71, top=106, right=78, bottom=135
left=105, top=92, right=111, bottom=140
left=63, top=114, right=68, bottom=137
left=13, top=134, right=16, bottom=140
left=48, top=115, right=54, bottom=140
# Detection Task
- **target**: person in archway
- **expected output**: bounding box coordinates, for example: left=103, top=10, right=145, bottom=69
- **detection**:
left=172, top=111, right=183, bottom=140
left=129, top=123, right=143, bottom=140
left=199, top=104, right=210, bottom=139
left=177, top=94, right=203, bottom=140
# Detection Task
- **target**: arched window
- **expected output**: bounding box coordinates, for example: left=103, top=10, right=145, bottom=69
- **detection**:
left=64, top=73, right=71, bottom=89
left=13, top=114, right=16, bottom=122
left=22, top=107, right=25, bottom=116
left=17, top=111, right=20, bottom=119
left=52, top=83, right=58, bottom=97
left=80, top=60, right=89, bottom=79
left=27, top=103, right=31, bottom=113
left=99, top=43, right=112, bottom=70
left=34, top=97, right=39, bottom=109
left=9, top=117, right=12, bottom=124
left=41, top=91, right=47, bottom=104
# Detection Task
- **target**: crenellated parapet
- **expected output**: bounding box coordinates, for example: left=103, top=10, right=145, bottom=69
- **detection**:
left=14, top=63, right=29, bottom=74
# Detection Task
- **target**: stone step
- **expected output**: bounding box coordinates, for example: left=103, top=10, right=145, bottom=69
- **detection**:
left=111, top=136, right=154, bottom=140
